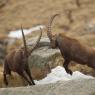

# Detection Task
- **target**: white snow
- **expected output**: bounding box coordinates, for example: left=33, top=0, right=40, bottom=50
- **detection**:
left=35, top=66, right=94, bottom=84
left=8, top=25, right=45, bottom=39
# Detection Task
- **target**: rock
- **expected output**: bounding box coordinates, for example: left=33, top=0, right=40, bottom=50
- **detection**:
left=0, top=79, right=95, bottom=95
left=28, top=37, right=63, bottom=80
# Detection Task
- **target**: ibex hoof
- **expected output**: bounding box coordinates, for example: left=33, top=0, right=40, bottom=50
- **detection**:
left=32, top=82, right=36, bottom=85
left=67, top=70, right=73, bottom=75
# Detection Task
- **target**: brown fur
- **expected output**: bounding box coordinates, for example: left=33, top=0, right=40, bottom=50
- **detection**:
left=47, top=14, right=95, bottom=75
left=3, top=27, right=42, bottom=86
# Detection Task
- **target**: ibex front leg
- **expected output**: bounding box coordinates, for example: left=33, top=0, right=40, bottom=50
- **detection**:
left=17, top=70, right=32, bottom=85
left=63, top=59, right=72, bottom=75
left=25, top=64, right=35, bottom=85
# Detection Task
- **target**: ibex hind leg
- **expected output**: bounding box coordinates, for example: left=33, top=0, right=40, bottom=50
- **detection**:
left=3, top=71, right=8, bottom=86
left=3, top=68, right=11, bottom=86
left=3, top=60, right=11, bottom=86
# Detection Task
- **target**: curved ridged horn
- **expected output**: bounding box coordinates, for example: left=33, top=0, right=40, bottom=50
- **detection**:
left=47, top=14, right=59, bottom=42
left=30, top=28, right=42, bottom=53
left=21, top=25, right=28, bottom=58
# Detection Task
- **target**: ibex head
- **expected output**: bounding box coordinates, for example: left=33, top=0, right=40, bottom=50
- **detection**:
left=47, top=14, right=59, bottom=48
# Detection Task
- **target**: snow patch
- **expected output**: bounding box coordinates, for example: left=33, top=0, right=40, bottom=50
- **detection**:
left=35, top=66, right=94, bottom=84
left=8, top=25, right=45, bottom=39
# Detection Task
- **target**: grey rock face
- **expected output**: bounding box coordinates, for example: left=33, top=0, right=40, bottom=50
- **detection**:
left=28, top=37, right=63, bottom=67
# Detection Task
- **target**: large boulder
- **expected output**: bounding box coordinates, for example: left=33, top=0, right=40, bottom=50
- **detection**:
left=28, top=37, right=63, bottom=80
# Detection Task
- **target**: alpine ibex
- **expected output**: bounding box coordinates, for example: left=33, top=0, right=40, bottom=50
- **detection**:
left=3, top=26, right=42, bottom=86
left=47, top=14, right=95, bottom=75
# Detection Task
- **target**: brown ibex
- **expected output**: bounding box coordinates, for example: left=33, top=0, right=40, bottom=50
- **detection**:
left=3, top=26, right=42, bottom=86
left=47, top=14, right=95, bottom=75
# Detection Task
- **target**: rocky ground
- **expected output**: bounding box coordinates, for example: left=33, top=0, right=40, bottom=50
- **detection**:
left=0, top=79, right=95, bottom=95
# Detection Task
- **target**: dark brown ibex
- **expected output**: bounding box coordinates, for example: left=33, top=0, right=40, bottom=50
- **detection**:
left=47, top=14, right=95, bottom=75
left=3, top=26, right=42, bottom=86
